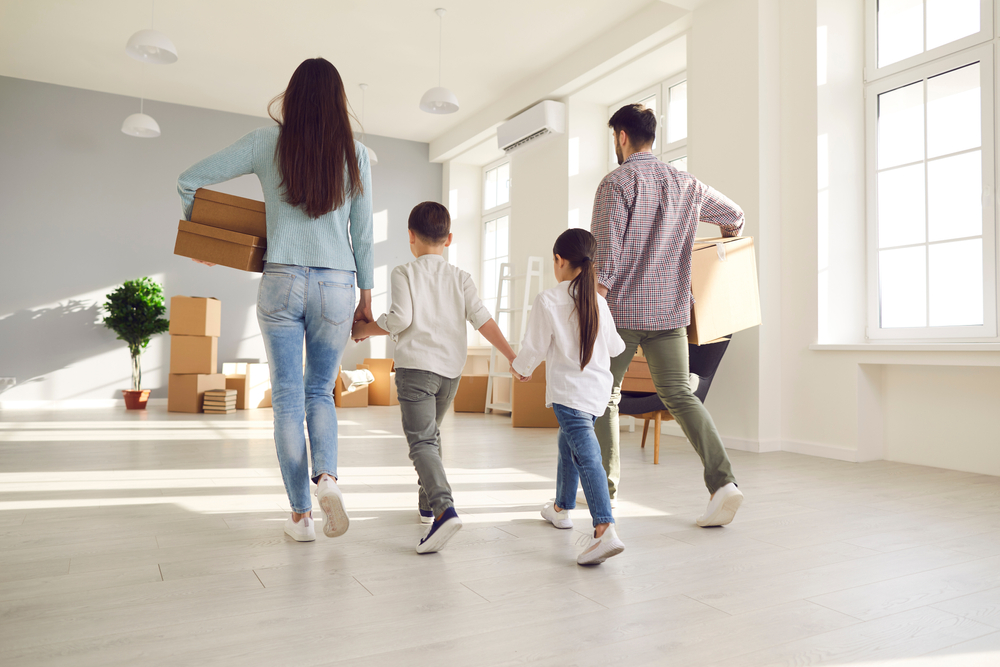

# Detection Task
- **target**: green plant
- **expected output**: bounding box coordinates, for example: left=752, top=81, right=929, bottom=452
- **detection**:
left=102, top=277, right=170, bottom=391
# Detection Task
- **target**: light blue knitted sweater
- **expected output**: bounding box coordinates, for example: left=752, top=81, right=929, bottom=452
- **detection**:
left=177, top=126, right=374, bottom=289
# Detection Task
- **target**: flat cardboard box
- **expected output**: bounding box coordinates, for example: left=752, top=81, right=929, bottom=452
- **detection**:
left=174, top=219, right=266, bottom=273
left=363, top=358, right=398, bottom=406
left=168, top=373, right=226, bottom=413
left=512, top=362, right=559, bottom=428
left=170, top=335, right=218, bottom=375
left=222, top=362, right=271, bottom=409
left=453, top=375, right=488, bottom=413
left=169, top=296, right=221, bottom=337
left=191, top=188, right=267, bottom=237
left=689, top=236, right=761, bottom=345
left=334, top=365, right=369, bottom=408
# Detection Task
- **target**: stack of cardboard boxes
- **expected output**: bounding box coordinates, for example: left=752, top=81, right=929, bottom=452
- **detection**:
left=222, top=362, right=271, bottom=410
left=174, top=189, right=267, bottom=272
left=168, top=296, right=226, bottom=413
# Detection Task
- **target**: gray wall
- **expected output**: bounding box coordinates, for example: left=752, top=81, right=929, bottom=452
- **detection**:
left=0, top=76, right=440, bottom=404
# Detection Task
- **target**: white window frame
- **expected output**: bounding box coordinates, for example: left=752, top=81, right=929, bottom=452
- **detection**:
left=482, top=157, right=511, bottom=337
left=608, top=72, right=688, bottom=173
left=865, top=41, right=997, bottom=340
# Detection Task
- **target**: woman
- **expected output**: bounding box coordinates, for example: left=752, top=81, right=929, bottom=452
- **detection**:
left=177, top=58, right=373, bottom=542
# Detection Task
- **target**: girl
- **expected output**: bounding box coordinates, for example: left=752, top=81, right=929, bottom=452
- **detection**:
left=177, top=58, right=373, bottom=542
left=511, top=228, right=626, bottom=565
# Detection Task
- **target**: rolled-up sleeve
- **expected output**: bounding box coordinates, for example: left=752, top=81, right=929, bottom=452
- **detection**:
left=349, top=146, right=375, bottom=289
left=698, top=182, right=745, bottom=237
left=177, top=131, right=256, bottom=221
left=591, top=178, right=628, bottom=291
left=511, top=294, right=552, bottom=378
left=463, top=273, right=493, bottom=330
left=375, top=266, right=411, bottom=341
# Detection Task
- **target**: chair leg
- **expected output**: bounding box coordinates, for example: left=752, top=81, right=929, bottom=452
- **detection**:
left=654, top=412, right=662, bottom=465
left=641, top=418, right=650, bottom=449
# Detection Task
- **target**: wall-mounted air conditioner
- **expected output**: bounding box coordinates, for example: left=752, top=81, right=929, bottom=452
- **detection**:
left=496, top=100, right=566, bottom=153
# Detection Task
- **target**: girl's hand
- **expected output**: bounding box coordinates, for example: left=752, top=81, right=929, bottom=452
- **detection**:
left=511, top=369, right=530, bottom=382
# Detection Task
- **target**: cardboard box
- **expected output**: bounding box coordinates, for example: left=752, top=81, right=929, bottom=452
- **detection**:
left=191, top=188, right=267, bottom=237
left=621, top=355, right=656, bottom=393
left=689, top=236, right=761, bottom=345
left=174, top=220, right=266, bottom=273
left=170, top=335, right=218, bottom=375
left=169, top=296, right=221, bottom=337
left=168, top=373, right=226, bottom=413
left=453, top=375, right=488, bottom=413
left=334, top=365, right=369, bottom=408
left=363, top=358, right=398, bottom=406
left=512, top=362, right=559, bottom=428
left=222, top=362, right=271, bottom=409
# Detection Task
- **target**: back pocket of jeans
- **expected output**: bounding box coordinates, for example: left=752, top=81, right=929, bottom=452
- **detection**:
left=258, top=272, right=294, bottom=315
left=320, top=281, right=353, bottom=325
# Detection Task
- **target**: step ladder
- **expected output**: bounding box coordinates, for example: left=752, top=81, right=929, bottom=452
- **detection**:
left=485, top=257, right=544, bottom=414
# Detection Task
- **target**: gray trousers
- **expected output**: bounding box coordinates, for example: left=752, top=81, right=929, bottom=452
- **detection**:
left=395, top=368, right=461, bottom=517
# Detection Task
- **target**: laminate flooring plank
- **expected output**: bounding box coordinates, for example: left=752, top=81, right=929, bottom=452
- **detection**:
left=0, top=564, right=162, bottom=602
left=933, top=586, right=1000, bottom=629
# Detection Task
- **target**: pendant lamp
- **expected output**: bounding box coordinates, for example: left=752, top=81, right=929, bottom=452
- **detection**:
left=359, top=84, right=379, bottom=165
left=420, top=8, right=459, bottom=114
left=125, top=0, right=178, bottom=65
left=122, top=98, right=160, bottom=138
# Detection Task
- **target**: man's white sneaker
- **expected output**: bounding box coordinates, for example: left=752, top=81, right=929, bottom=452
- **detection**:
left=576, top=524, right=625, bottom=565
left=541, top=501, right=573, bottom=529
left=284, top=515, right=316, bottom=542
left=696, top=483, right=744, bottom=527
left=316, top=477, right=349, bottom=537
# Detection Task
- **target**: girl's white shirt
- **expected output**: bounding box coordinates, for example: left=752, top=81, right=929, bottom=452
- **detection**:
left=511, top=281, right=626, bottom=418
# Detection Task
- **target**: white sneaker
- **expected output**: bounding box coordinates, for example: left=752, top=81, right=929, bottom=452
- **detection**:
left=576, top=524, right=625, bottom=565
left=576, top=492, right=617, bottom=510
left=541, top=501, right=573, bottom=529
left=696, top=483, right=744, bottom=527
left=316, top=477, right=349, bottom=538
left=284, top=514, right=316, bottom=542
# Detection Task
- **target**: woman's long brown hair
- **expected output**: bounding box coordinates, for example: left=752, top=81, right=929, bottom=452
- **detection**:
left=268, top=58, right=362, bottom=218
left=553, top=228, right=600, bottom=370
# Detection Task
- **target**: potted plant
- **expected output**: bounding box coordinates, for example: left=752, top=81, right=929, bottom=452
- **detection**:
left=102, top=277, right=170, bottom=410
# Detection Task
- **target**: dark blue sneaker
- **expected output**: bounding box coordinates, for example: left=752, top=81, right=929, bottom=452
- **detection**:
left=418, top=508, right=434, bottom=525
left=416, top=506, right=462, bottom=554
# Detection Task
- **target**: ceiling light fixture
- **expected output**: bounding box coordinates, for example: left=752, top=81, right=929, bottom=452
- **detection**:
left=122, top=97, right=161, bottom=138
left=419, top=8, right=459, bottom=115
left=125, top=0, right=178, bottom=65
left=359, top=84, right=378, bottom=165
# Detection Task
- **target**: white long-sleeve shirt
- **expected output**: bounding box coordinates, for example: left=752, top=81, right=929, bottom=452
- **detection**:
left=511, top=281, right=626, bottom=417
left=376, top=254, right=493, bottom=379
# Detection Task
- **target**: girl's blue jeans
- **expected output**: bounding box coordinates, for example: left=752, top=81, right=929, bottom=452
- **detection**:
left=552, top=403, right=615, bottom=527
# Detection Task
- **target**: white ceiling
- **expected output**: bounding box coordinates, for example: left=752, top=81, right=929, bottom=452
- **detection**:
left=0, top=0, right=686, bottom=144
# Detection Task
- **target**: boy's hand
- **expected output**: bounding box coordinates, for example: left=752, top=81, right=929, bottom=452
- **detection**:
left=510, top=369, right=530, bottom=382
left=351, top=321, right=369, bottom=343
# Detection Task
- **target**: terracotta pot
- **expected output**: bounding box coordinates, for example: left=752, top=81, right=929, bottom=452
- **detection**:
left=122, top=389, right=151, bottom=410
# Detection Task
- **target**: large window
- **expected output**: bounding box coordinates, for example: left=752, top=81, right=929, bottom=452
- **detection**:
left=866, top=0, right=996, bottom=340
left=482, top=159, right=511, bottom=336
left=608, top=72, right=688, bottom=173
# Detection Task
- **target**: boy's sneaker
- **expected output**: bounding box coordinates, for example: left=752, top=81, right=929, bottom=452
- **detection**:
left=418, top=508, right=434, bottom=525
left=696, top=483, right=744, bottom=527
left=577, top=524, right=625, bottom=565
left=416, top=506, right=462, bottom=554
left=316, top=477, right=349, bottom=538
left=541, top=501, right=573, bottom=529
left=284, top=515, right=316, bottom=542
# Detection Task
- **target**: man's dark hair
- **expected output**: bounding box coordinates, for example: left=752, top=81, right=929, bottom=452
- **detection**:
left=608, top=103, right=657, bottom=147
left=408, top=201, right=451, bottom=244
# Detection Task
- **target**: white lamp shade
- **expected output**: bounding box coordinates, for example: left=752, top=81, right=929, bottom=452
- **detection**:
left=419, top=86, right=459, bottom=114
left=367, top=146, right=378, bottom=165
left=121, top=112, right=161, bottom=138
left=125, top=29, right=178, bottom=64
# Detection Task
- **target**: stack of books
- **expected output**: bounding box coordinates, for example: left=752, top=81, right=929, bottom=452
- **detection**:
left=203, top=389, right=237, bottom=414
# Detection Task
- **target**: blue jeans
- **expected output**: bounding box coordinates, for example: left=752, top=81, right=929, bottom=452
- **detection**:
left=552, top=404, right=615, bottom=527
left=257, top=263, right=355, bottom=513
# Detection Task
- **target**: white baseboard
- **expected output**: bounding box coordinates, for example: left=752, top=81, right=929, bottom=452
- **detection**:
left=780, top=439, right=859, bottom=462
left=654, top=421, right=859, bottom=461
left=0, top=398, right=168, bottom=411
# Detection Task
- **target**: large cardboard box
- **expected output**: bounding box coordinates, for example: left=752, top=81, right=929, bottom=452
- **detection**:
left=170, top=335, right=218, bottom=375
left=222, top=362, right=271, bottom=409
left=453, top=374, right=488, bottom=413
left=168, top=373, right=226, bottom=413
left=334, top=365, right=369, bottom=408
left=512, top=362, right=559, bottom=428
left=191, top=188, right=267, bottom=237
left=169, top=296, right=221, bottom=337
left=174, top=220, right=266, bottom=273
left=363, top=358, right=398, bottom=406
left=689, top=236, right=761, bottom=345
left=621, top=355, right=656, bottom=393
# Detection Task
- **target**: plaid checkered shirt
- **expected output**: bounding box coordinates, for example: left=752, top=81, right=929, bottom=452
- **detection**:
left=591, top=152, right=745, bottom=331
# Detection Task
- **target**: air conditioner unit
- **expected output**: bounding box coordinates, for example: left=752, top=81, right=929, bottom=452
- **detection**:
left=497, top=100, right=566, bottom=153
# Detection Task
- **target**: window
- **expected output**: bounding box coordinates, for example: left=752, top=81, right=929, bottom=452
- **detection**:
left=608, top=72, right=688, bottom=173
left=866, top=0, right=996, bottom=339
left=482, top=159, right=511, bottom=336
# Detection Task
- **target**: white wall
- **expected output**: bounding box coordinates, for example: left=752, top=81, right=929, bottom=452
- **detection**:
left=442, top=160, right=484, bottom=346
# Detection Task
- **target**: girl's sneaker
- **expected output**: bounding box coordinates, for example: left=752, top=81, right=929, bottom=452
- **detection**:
left=576, top=524, right=625, bottom=565
left=284, top=515, right=316, bottom=542
left=416, top=507, right=462, bottom=554
left=418, top=508, right=434, bottom=525
left=316, top=477, right=349, bottom=538
left=541, top=501, right=573, bottom=529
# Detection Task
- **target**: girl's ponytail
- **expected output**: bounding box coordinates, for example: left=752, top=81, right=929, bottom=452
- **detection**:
left=553, top=229, right=599, bottom=370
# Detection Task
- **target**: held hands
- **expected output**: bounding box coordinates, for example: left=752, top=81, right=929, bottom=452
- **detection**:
left=510, top=368, right=531, bottom=382
left=352, top=289, right=374, bottom=342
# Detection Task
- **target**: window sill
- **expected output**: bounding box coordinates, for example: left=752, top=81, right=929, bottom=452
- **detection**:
left=810, top=343, right=1000, bottom=352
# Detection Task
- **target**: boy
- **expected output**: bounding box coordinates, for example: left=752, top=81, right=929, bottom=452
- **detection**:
left=352, top=201, right=517, bottom=554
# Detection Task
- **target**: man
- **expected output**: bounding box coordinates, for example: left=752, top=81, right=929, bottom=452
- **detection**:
left=591, top=103, right=745, bottom=527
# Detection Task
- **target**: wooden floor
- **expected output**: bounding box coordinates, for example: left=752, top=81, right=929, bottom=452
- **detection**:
left=1, top=406, right=1000, bottom=666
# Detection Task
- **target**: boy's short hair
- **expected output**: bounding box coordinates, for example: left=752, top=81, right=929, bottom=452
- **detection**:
left=408, top=201, right=451, bottom=244
left=608, top=103, right=657, bottom=147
